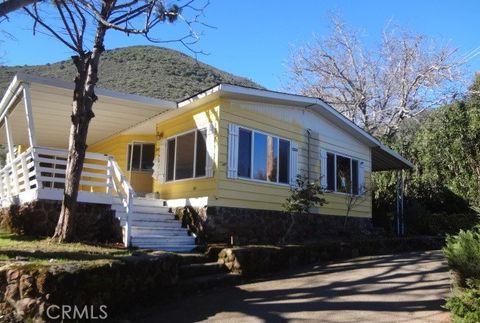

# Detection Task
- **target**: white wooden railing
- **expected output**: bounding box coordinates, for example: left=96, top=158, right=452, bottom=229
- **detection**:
left=0, top=147, right=37, bottom=201
left=109, top=156, right=135, bottom=247
left=0, top=146, right=136, bottom=246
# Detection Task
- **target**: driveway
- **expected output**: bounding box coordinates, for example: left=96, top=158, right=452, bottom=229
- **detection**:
left=132, top=250, right=451, bottom=323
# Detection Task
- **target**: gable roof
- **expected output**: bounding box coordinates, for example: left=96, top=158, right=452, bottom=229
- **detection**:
left=178, top=84, right=413, bottom=171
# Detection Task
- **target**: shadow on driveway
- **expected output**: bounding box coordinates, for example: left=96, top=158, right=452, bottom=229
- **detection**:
left=127, top=250, right=451, bottom=323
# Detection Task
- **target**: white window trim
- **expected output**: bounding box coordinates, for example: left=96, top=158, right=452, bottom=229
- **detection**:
left=127, top=142, right=155, bottom=172
left=236, top=125, right=292, bottom=186
left=325, top=150, right=364, bottom=196
left=165, top=128, right=208, bottom=183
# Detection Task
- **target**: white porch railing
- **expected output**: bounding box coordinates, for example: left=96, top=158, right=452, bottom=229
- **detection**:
left=0, top=146, right=136, bottom=247
left=0, top=146, right=37, bottom=200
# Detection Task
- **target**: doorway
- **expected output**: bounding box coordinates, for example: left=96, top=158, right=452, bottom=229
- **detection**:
left=127, top=142, right=155, bottom=196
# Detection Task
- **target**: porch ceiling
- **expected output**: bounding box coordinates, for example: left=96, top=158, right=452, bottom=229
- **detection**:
left=0, top=76, right=175, bottom=148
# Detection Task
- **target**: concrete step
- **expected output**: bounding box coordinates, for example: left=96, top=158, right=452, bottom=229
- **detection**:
left=179, top=262, right=228, bottom=279
left=132, top=198, right=166, bottom=207
left=149, top=244, right=197, bottom=253
left=132, top=205, right=171, bottom=214
left=130, top=220, right=182, bottom=228
left=135, top=244, right=197, bottom=252
left=131, top=236, right=196, bottom=245
left=130, top=212, right=175, bottom=221
left=178, top=253, right=211, bottom=265
left=131, top=227, right=190, bottom=236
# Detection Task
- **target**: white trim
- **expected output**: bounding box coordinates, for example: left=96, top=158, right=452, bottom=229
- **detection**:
left=22, top=83, right=37, bottom=147
left=164, top=127, right=208, bottom=183
left=233, top=124, right=293, bottom=185
left=325, top=150, right=364, bottom=196
left=13, top=73, right=177, bottom=108
left=205, top=123, right=215, bottom=178
left=227, top=123, right=239, bottom=179
left=289, top=141, right=298, bottom=186
left=127, top=142, right=155, bottom=172
left=320, top=149, right=327, bottom=188
left=177, top=84, right=413, bottom=169
left=164, top=196, right=209, bottom=208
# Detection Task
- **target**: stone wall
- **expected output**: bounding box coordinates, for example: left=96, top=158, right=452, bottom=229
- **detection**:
left=217, top=236, right=444, bottom=277
left=0, top=253, right=181, bottom=321
left=176, top=206, right=373, bottom=245
left=0, top=200, right=122, bottom=243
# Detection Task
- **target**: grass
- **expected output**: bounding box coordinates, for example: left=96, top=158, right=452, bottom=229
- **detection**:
left=0, top=230, right=135, bottom=264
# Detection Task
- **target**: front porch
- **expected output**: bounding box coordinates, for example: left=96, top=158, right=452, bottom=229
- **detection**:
left=0, top=74, right=196, bottom=251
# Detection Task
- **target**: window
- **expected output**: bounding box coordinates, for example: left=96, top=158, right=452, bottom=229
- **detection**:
left=127, top=143, right=155, bottom=171
left=237, top=127, right=290, bottom=184
left=326, top=152, right=361, bottom=195
left=166, top=129, right=207, bottom=181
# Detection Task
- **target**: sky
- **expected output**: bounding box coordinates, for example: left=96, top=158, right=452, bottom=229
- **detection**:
left=1, top=0, right=479, bottom=90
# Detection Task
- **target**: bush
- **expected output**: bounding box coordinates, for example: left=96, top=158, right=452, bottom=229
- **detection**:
left=445, top=279, right=480, bottom=323
left=443, top=227, right=480, bottom=285
left=409, top=212, right=479, bottom=236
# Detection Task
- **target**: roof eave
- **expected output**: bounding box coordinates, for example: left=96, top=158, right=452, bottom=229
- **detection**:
left=179, top=83, right=414, bottom=171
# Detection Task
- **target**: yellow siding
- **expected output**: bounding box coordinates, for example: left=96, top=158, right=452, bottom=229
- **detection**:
left=152, top=101, right=220, bottom=200
left=215, top=99, right=372, bottom=218
left=88, top=134, right=156, bottom=193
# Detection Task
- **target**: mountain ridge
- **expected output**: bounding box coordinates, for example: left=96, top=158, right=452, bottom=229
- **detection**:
left=0, top=46, right=263, bottom=101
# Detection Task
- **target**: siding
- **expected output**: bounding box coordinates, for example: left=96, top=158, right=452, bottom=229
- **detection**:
left=152, top=101, right=220, bottom=201
left=88, top=134, right=156, bottom=193
left=216, top=99, right=372, bottom=217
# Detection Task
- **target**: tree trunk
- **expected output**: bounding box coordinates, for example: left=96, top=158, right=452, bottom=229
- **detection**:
left=53, top=2, right=112, bottom=242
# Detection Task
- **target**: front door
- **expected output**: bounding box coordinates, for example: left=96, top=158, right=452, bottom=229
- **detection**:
left=127, top=142, right=155, bottom=196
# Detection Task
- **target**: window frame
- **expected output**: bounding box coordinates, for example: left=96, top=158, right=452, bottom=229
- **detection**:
left=127, top=142, right=155, bottom=172
left=237, top=125, right=291, bottom=187
left=325, top=151, right=362, bottom=196
left=165, top=128, right=208, bottom=183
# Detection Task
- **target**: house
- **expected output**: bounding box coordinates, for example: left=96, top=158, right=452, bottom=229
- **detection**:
left=0, top=73, right=412, bottom=251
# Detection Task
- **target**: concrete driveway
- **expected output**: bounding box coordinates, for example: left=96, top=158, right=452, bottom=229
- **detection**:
left=133, top=250, right=451, bottom=323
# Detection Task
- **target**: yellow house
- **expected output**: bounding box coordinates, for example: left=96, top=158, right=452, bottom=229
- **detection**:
left=0, top=74, right=412, bottom=251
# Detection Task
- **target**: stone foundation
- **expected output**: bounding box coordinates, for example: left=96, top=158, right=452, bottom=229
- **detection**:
left=0, top=200, right=122, bottom=243
left=176, top=206, right=373, bottom=245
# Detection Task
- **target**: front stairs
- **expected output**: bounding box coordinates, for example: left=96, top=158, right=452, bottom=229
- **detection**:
left=111, top=198, right=197, bottom=252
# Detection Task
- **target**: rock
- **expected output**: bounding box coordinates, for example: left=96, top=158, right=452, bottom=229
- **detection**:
left=6, top=270, right=20, bottom=283
left=14, top=298, right=38, bottom=317
left=19, top=275, right=35, bottom=298
left=15, top=257, right=29, bottom=261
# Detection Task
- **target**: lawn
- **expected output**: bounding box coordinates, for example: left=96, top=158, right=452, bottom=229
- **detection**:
left=0, top=230, right=135, bottom=264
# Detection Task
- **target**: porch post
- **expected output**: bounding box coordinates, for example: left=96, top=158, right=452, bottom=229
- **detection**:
left=395, top=170, right=405, bottom=236
left=22, top=84, right=37, bottom=148
left=4, top=115, right=19, bottom=194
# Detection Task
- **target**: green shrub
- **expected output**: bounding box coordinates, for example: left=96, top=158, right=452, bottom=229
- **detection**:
left=410, top=212, right=479, bottom=236
left=445, top=279, right=480, bottom=323
left=443, top=227, right=480, bottom=285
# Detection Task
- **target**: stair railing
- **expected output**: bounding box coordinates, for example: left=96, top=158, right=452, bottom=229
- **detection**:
left=108, top=156, right=136, bottom=247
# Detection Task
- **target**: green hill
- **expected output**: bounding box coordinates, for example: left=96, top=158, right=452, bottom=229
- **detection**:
left=0, top=46, right=262, bottom=101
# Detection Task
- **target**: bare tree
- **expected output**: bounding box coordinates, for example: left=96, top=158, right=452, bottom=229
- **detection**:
left=287, top=16, right=465, bottom=138
left=11, top=0, right=209, bottom=242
